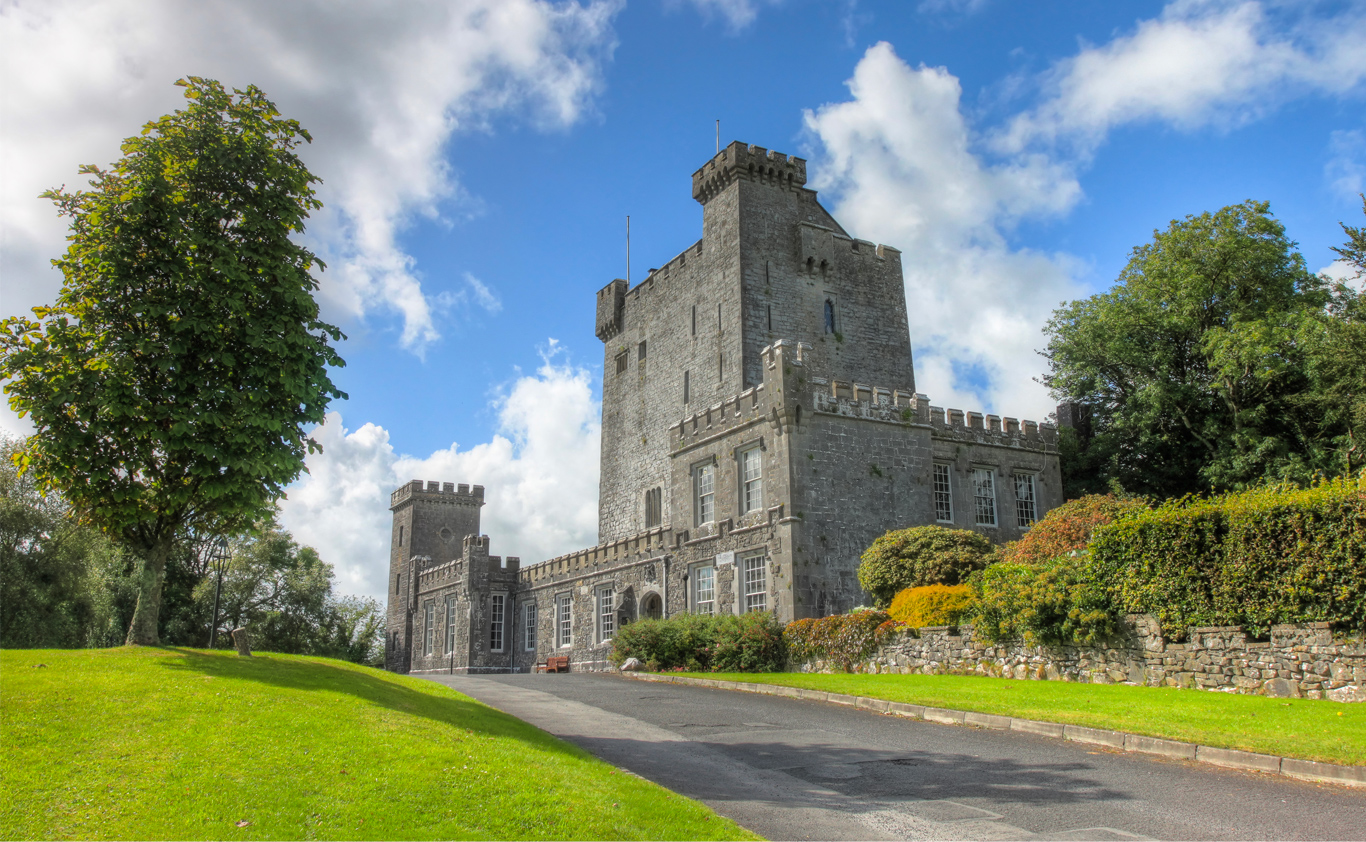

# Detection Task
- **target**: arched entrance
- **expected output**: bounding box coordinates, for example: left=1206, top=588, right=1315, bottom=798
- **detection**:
left=640, top=592, right=663, bottom=620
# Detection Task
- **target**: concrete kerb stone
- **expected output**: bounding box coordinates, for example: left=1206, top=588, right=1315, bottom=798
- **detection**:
left=617, top=673, right=1365, bottom=788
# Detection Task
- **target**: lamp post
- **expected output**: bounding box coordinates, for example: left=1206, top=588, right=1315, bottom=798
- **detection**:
left=207, top=537, right=230, bottom=649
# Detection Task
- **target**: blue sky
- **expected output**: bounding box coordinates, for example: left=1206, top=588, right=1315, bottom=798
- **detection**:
left=3, top=0, right=1364, bottom=602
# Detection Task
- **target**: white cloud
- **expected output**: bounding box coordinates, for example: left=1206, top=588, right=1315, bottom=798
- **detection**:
left=0, top=0, right=620, bottom=351
left=276, top=342, right=601, bottom=602
left=1327, top=129, right=1366, bottom=200
left=675, top=0, right=780, bottom=31
left=804, top=42, right=1085, bottom=420
left=998, top=0, right=1366, bottom=156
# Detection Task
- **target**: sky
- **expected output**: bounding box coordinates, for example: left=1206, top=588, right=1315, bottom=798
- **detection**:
left=3, top=0, right=1364, bottom=605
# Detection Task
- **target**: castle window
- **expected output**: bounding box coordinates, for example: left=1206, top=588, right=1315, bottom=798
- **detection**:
left=823, top=298, right=837, bottom=334
left=933, top=464, right=954, bottom=523
left=638, top=341, right=647, bottom=360
left=739, top=446, right=762, bottom=514
left=767, top=304, right=772, bottom=332
left=423, top=601, right=436, bottom=656
left=692, top=305, right=697, bottom=336
left=395, top=573, right=400, bottom=594
left=683, top=371, right=690, bottom=405
left=556, top=593, right=572, bottom=648
left=644, top=487, right=662, bottom=528
left=742, top=553, right=767, bottom=612
left=972, top=468, right=997, bottom=527
left=523, top=602, right=537, bottom=651
left=1015, top=473, right=1038, bottom=528
left=398, top=525, right=403, bottom=547
left=717, top=302, right=722, bottom=333
left=690, top=564, right=715, bottom=615
left=490, top=593, right=506, bottom=652
left=445, top=595, right=457, bottom=654
left=693, top=462, right=715, bottom=526
left=615, top=351, right=627, bottom=374
left=597, top=587, right=615, bottom=643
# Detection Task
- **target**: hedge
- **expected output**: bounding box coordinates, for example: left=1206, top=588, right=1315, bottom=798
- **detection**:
left=971, top=554, right=1115, bottom=646
left=1089, top=474, right=1366, bottom=639
left=888, top=584, right=975, bottom=628
left=856, top=526, right=993, bottom=608
left=784, top=610, right=902, bottom=672
left=997, top=493, right=1148, bottom=565
left=609, top=611, right=786, bottom=672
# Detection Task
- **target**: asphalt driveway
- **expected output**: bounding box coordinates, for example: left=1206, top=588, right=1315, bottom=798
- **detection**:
left=422, top=673, right=1365, bottom=841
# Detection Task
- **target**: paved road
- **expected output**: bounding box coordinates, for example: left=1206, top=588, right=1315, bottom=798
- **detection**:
left=422, top=673, right=1365, bottom=841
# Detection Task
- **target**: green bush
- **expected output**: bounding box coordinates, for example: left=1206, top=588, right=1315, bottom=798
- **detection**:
left=784, top=611, right=902, bottom=672
left=1090, top=474, right=1366, bottom=639
left=857, top=526, right=994, bottom=608
left=971, top=554, right=1116, bottom=646
left=711, top=611, right=787, bottom=672
left=888, top=584, right=975, bottom=628
left=997, top=493, right=1148, bottom=565
left=610, top=611, right=786, bottom=672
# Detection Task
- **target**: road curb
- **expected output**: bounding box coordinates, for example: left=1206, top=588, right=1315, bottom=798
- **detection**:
left=619, top=672, right=1365, bottom=789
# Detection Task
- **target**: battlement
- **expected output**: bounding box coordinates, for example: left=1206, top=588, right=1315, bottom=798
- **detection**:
left=595, top=278, right=627, bottom=341
left=673, top=384, right=768, bottom=451
left=692, top=141, right=807, bottom=204
left=927, top=405, right=1057, bottom=449
left=520, top=527, right=675, bottom=586
left=812, top=379, right=919, bottom=425
left=390, top=479, right=485, bottom=510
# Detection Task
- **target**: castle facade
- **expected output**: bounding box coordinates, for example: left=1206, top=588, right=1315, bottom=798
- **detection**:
left=385, top=142, right=1062, bottom=674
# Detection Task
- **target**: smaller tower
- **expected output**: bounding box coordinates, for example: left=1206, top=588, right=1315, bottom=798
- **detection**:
left=385, top=480, right=484, bottom=672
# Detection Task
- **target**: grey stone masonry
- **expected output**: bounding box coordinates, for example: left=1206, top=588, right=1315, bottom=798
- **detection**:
left=385, top=141, right=1063, bottom=674
left=797, top=616, right=1366, bottom=702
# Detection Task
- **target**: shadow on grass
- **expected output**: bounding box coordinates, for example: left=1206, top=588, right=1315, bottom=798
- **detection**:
left=154, top=649, right=584, bottom=759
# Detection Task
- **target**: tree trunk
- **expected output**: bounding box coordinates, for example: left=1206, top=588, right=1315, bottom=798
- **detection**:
left=125, top=534, right=173, bottom=646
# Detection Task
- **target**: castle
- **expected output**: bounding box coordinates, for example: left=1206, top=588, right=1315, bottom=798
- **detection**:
left=385, top=142, right=1062, bottom=674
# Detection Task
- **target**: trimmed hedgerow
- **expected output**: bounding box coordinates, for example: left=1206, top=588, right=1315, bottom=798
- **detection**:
left=970, top=554, right=1116, bottom=646
left=997, top=493, right=1148, bottom=565
left=1089, top=474, right=1366, bottom=640
left=857, top=526, right=993, bottom=608
left=784, top=611, right=903, bottom=672
left=610, top=611, right=786, bottom=672
left=888, top=584, right=975, bottom=628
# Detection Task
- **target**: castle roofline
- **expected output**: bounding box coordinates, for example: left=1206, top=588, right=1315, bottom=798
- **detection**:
left=692, top=141, right=807, bottom=204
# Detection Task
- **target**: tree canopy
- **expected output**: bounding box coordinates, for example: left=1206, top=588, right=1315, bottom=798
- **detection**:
left=0, top=78, right=346, bottom=644
left=1043, top=199, right=1362, bottom=498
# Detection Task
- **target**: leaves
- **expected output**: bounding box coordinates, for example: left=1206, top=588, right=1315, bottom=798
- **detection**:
left=857, top=526, right=994, bottom=608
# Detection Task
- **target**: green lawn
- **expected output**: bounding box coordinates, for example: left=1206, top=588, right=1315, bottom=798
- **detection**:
left=1, top=648, right=758, bottom=841
left=690, top=672, right=1365, bottom=767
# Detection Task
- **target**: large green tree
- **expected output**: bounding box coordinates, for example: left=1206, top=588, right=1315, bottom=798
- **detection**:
left=0, top=78, right=345, bottom=645
left=1043, top=200, right=1344, bottom=497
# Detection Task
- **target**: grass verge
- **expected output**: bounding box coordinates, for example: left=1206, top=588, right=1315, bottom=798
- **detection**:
left=1, top=648, right=758, bottom=841
left=686, top=671, right=1364, bottom=767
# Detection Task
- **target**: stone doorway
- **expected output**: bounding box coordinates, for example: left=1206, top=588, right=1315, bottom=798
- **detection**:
left=640, top=592, right=663, bottom=620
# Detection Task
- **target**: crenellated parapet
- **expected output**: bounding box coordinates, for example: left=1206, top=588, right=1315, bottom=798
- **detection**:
left=811, top=378, right=919, bottom=425
left=927, top=405, right=1057, bottom=450
left=390, top=479, right=485, bottom=510
left=692, top=141, right=807, bottom=204
left=519, top=526, right=675, bottom=587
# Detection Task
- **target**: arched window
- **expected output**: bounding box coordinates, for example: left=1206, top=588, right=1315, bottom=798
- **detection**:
left=824, top=299, right=836, bottom=334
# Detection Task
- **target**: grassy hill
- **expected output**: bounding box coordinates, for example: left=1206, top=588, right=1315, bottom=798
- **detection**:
left=1, top=648, right=757, bottom=840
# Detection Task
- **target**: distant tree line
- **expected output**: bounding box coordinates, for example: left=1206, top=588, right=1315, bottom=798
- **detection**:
left=1045, top=197, right=1366, bottom=499
left=0, top=435, right=382, bottom=662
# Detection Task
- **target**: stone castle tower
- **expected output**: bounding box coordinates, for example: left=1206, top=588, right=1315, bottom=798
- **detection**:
left=386, top=142, right=1062, bottom=674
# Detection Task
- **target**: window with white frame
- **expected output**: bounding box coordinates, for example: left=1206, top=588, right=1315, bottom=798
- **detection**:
left=1015, top=473, right=1038, bottom=528
left=972, top=468, right=997, bottom=526
left=691, top=564, right=716, bottom=614
left=556, top=594, right=572, bottom=647
left=523, top=602, right=537, bottom=651
left=933, top=463, right=953, bottom=523
left=489, top=593, right=506, bottom=652
left=423, top=601, right=435, bottom=656
left=739, top=446, right=763, bottom=514
left=693, top=462, right=715, bottom=526
left=598, top=587, right=615, bottom=643
left=742, top=553, right=767, bottom=612
left=445, top=595, right=458, bottom=654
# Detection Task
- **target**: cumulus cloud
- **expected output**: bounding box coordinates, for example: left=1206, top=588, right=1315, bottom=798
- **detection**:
left=997, top=0, right=1366, bottom=156
left=0, top=0, right=620, bottom=351
left=804, top=42, right=1085, bottom=420
left=276, top=342, right=601, bottom=602
left=1326, top=129, right=1366, bottom=200
left=674, top=0, right=780, bottom=31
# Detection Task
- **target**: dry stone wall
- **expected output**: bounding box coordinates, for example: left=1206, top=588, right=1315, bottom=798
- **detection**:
left=798, top=616, right=1366, bottom=702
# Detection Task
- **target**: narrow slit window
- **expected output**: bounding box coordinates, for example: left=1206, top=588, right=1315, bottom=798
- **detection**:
left=423, top=601, right=435, bottom=655
left=692, top=305, right=697, bottom=336
left=445, top=595, right=457, bottom=654
left=683, top=371, right=690, bottom=405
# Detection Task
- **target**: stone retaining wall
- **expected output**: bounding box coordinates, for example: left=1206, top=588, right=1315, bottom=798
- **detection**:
left=797, top=616, right=1366, bottom=702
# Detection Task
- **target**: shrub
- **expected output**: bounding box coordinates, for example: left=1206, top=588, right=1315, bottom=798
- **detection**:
left=610, top=611, right=787, bottom=672
left=784, top=610, right=902, bottom=672
left=997, top=493, right=1148, bottom=565
left=857, top=526, right=993, bottom=608
left=888, top=584, right=975, bottom=628
left=1090, top=474, right=1366, bottom=639
left=711, top=611, right=787, bottom=672
left=971, top=554, right=1116, bottom=646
